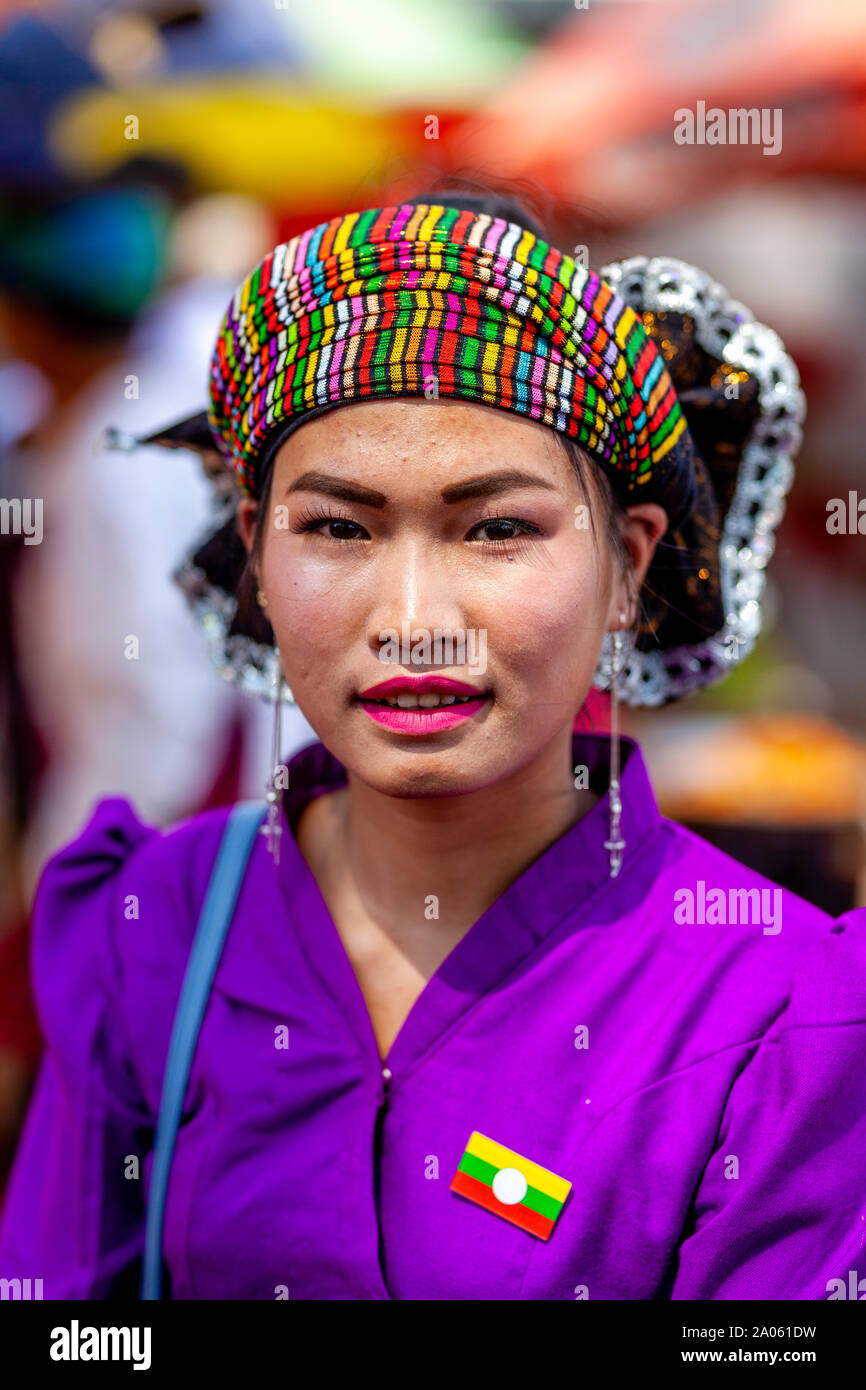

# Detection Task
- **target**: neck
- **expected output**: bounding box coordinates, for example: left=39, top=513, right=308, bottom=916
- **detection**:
left=302, top=725, right=598, bottom=936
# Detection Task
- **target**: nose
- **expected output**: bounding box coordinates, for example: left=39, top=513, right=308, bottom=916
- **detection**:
left=364, top=530, right=468, bottom=665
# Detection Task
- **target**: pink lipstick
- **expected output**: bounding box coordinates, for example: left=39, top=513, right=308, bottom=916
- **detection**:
left=355, top=675, right=491, bottom=734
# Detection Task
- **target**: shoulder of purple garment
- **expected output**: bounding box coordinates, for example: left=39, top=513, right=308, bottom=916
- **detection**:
left=31, top=794, right=238, bottom=912
left=643, top=816, right=855, bottom=1006
left=754, top=905, right=866, bottom=1043
left=833, top=905, right=866, bottom=933
left=655, top=815, right=835, bottom=928
left=29, top=797, right=237, bottom=1031
left=34, top=795, right=157, bottom=892
left=817, top=906, right=866, bottom=1026
left=657, top=818, right=866, bottom=1026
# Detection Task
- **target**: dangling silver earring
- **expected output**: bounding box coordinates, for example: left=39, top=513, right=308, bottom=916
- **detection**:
left=262, top=648, right=286, bottom=864
left=604, top=619, right=628, bottom=879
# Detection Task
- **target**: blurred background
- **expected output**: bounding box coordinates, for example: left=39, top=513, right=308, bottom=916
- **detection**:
left=1, top=0, right=865, bottom=1195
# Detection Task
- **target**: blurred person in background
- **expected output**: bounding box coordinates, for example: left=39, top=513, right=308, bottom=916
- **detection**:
left=0, top=163, right=318, bottom=1198
left=0, top=0, right=316, bottom=1201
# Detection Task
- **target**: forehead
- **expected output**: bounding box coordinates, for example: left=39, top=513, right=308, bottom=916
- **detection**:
left=272, top=396, right=571, bottom=485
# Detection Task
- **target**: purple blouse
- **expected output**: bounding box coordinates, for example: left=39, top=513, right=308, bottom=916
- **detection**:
left=1, top=733, right=864, bottom=1300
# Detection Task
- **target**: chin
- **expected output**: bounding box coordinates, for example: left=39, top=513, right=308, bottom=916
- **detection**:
left=354, top=747, right=497, bottom=800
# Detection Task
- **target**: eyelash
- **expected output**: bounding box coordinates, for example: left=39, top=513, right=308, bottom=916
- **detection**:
left=293, top=504, right=368, bottom=550
left=292, top=504, right=543, bottom=557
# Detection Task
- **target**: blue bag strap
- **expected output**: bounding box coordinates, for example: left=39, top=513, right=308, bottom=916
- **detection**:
left=140, top=800, right=266, bottom=1300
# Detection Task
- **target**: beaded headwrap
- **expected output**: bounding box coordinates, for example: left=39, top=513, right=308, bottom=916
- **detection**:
left=109, top=201, right=804, bottom=707
left=208, top=203, right=698, bottom=528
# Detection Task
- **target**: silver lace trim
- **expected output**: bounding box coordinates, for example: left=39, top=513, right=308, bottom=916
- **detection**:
left=172, top=499, right=294, bottom=703
left=592, top=255, right=804, bottom=706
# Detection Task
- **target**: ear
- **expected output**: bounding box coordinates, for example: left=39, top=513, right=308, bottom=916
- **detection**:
left=608, top=503, right=668, bottom=629
left=236, top=498, right=259, bottom=556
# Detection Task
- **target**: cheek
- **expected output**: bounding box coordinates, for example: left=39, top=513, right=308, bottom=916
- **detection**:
left=477, top=547, right=609, bottom=677
left=260, top=548, right=364, bottom=693
left=262, top=546, right=363, bottom=623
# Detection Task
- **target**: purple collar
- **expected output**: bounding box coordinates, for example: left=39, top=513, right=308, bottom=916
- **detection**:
left=280, top=731, right=662, bottom=941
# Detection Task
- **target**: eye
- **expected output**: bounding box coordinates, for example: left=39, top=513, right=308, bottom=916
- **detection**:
left=467, top=514, right=543, bottom=550
left=292, top=504, right=370, bottom=541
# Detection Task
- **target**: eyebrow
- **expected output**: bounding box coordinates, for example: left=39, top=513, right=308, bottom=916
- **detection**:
left=441, top=470, right=559, bottom=503
left=284, top=472, right=387, bottom=507
left=284, top=469, right=559, bottom=507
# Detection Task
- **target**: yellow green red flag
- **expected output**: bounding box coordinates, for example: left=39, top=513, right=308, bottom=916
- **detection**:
left=450, top=1131, right=571, bottom=1240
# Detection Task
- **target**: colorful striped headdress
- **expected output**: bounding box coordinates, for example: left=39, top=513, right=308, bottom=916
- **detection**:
left=207, top=203, right=697, bottom=531
left=112, top=199, right=805, bottom=706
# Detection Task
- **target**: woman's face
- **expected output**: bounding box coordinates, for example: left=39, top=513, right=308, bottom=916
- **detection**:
left=237, top=397, right=665, bottom=798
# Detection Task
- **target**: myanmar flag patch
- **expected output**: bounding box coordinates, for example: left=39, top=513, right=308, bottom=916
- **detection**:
left=450, top=1131, right=571, bottom=1240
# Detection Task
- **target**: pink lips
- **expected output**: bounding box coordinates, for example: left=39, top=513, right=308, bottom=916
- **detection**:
left=355, top=675, right=491, bottom=735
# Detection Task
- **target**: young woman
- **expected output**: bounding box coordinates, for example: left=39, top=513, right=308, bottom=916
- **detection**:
left=1, top=187, right=864, bottom=1301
